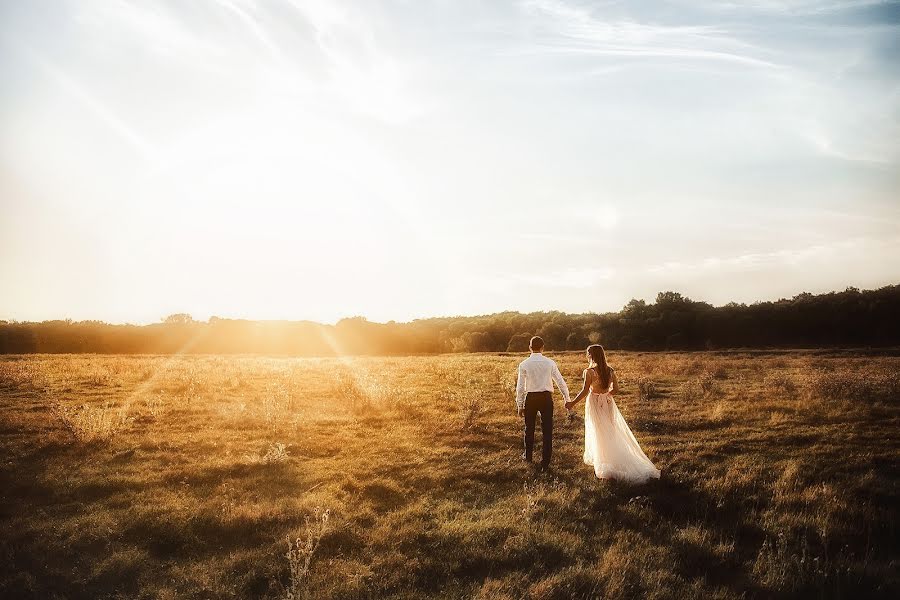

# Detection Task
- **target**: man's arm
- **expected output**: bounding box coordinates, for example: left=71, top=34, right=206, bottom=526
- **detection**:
left=515, top=364, right=526, bottom=414
left=551, top=362, right=571, bottom=404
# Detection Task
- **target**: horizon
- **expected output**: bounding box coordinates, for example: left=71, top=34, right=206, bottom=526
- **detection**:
left=3, top=281, right=893, bottom=327
left=2, top=1, right=899, bottom=324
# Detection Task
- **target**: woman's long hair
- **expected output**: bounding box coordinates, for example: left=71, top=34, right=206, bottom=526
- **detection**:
left=587, top=344, right=610, bottom=390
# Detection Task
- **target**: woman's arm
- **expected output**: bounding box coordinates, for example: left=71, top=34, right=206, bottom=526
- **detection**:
left=608, top=368, right=620, bottom=396
left=565, top=369, right=591, bottom=409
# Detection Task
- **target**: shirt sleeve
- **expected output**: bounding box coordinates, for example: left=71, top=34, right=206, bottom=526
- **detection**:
left=551, top=362, right=571, bottom=403
left=515, top=363, right=526, bottom=411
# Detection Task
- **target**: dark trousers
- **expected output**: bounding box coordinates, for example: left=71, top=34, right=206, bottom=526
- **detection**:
left=523, top=391, right=553, bottom=466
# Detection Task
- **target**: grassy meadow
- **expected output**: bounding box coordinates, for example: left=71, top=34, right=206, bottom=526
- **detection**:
left=1, top=351, right=898, bottom=599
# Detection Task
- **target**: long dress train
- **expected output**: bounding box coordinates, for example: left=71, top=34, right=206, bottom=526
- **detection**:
left=584, top=391, right=660, bottom=483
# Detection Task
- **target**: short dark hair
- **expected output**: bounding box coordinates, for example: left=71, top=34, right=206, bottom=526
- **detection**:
left=529, top=336, right=544, bottom=351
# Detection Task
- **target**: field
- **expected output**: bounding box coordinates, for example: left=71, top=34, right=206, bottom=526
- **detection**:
left=1, top=351, right=898, bottom=599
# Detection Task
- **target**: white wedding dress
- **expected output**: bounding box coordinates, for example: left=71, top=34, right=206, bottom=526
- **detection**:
left=583, top=382, right=660, bottom=484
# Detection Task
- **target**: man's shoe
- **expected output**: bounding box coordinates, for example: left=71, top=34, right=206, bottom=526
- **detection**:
left=522, top=453, right=532, bottom=463
left=540, top=463, right=550, bottom=473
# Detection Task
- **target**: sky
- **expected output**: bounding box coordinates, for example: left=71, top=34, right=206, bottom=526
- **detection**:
left=1, top=0, right=898, bottom=324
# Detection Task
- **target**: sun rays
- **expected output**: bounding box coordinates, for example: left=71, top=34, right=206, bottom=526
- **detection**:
left=1, top=0, right=898, bottom=323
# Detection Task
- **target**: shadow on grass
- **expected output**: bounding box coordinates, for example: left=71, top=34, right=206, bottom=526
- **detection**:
left=507, top=470, right=769, bottom=598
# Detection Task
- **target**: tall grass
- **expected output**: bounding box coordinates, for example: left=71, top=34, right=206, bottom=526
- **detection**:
left=284, top=507, right=331, bottom=600
left=1, top=352, right=896, bottom=599
left=51, top=398, right=130, bottom=442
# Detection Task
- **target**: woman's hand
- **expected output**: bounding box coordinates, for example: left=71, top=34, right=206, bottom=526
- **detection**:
left=565, top=400, right=575, bottom=410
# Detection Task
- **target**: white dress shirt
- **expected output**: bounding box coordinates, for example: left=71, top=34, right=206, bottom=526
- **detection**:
left=515, top=352, right=571, bottom=410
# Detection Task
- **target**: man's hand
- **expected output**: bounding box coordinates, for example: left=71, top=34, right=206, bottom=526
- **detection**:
left=517, top=407, right=525, bottom=418
left=564, top=401, right=575, bottom=410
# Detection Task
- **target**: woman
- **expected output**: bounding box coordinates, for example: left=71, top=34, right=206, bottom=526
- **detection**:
left=565, top=345, right=660, bottom=483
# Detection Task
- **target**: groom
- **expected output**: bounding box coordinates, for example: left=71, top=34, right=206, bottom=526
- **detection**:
left=515, top=336, right=571, bottom=471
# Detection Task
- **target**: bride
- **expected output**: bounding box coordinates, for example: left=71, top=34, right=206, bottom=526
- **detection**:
left=565, top=344, right=660, bottom=483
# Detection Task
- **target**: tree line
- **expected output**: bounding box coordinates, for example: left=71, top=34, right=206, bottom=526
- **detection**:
left=1, top=285, right=898, bottom=355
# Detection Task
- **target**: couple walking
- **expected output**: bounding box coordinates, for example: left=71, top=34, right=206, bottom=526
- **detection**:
left=515, top=336, right=660, bottom=483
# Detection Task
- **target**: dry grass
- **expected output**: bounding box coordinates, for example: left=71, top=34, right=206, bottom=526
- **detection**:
left=0, top=351, right=898, bottom=599
left=284, top=506, right=331, bottom=600
left=51, top=398, right=132, bottom=442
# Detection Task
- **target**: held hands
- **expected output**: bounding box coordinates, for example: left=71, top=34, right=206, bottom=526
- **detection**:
left=517, top=407, right=525, bottom=418
left=564, top=400, right=575, bottom=410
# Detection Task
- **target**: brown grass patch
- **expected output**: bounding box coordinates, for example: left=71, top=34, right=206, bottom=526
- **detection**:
left=0, top=351, right=897, bottom=598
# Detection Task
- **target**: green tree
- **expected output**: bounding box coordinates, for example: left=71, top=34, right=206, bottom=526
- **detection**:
left=507, top=333, right=532, bottom=352
left=565, top=332, right=589, bottom=350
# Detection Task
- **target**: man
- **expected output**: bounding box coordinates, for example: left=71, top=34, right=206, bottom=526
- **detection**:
left=515, top=336, right=571, bottom=471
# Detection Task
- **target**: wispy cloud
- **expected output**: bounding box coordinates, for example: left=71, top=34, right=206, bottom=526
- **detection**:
left=703, top=1, right=893, bottom=16
left=74, top=0, right=223, bottom=62
left=3, top=37, right=155, bottom=159
left=803, top=117, right=896, bottom=164
left=283, top=0, right=425, bottom=123
left=208, top=0, right=285, bottom=63
left=517, top=0, right=782, bottom=68
left=66, top=0, right=425, bottom=125
left=647, top=237, right=900, bottom=275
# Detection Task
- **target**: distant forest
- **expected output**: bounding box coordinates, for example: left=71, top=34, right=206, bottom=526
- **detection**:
left=2, top=285, right=899, bottom=355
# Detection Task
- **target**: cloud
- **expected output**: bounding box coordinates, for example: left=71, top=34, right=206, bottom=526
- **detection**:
left=517, top=0, right=782, bottom=69
left=646, top=237, right=899, bottom=275
left=284, top=0, right=426, bottom=123
left=208, top=0, right=285, bottom=63
left=702, top=1, right=894, bottom=17
left=4, top=38, right=154, bottom=159
left=61, top=0, right=425, bottom=125
left=73, top=0, right=223, bottom=61
left=803, top=122, right=894, bottom=164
